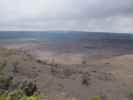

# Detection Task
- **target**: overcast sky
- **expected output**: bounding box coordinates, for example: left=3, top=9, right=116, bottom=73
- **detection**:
left=0, top=0, right=133, bottom=33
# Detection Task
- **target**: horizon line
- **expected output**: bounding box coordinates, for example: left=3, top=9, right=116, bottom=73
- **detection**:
left=0, top=29, right=132, bottom=34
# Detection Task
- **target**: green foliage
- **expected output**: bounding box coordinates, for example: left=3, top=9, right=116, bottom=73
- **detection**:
left=0, top=61, right=6, bottom=69
left=91, top=95, right=108, bottom=100
left=0, top=76, right=13, bottom=90
left=128, top=91, right=133, bottom=100
left=0, top=89, right=40, bottom=100
left=22, top=95, right=40, bottom=100
left=91, top=96, right=100, bottom=100
left=0, top=91, right=8, bottom=100
left=7, top=89, right=24, bottom=100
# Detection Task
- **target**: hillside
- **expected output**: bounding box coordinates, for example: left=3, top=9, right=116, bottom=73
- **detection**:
left=0, top=48, right=133, bottom=100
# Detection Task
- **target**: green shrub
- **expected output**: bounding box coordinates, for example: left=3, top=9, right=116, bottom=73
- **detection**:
left=22, top=94, right=40, bottom=100
left=6, top=89, right=24, bottom=100
left=0, top=60, right=7, bottom=73
left=128, top=91, right=133, bottom=100
left=0, top=76, right=13, bottom=90
left=91, top=95, right=108, bottom=100
left=0, top=91, right=8, bottom=100
left=0, top=89, right=40, bottom=100
left=91, top=96, right=100, bottom=100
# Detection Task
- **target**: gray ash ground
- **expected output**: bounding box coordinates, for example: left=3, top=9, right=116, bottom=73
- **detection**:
left=0, top=48, right=132, bottom=100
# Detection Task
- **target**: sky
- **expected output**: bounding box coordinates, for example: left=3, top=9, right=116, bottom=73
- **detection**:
left=0, top=0, right=133, bottom=33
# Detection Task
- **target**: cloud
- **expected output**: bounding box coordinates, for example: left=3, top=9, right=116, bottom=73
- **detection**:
left=0, top=0, right=133, bottom=32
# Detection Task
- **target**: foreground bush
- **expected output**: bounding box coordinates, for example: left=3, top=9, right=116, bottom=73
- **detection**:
left=91, top=96, right=100, bottom=100
left=128, top=91, right=133, bottom=100
left=91, top=95, right=108, bottom=100
left=0, top=77, right=39, bottom=100
left=0, top=89, right=40, bottom=100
